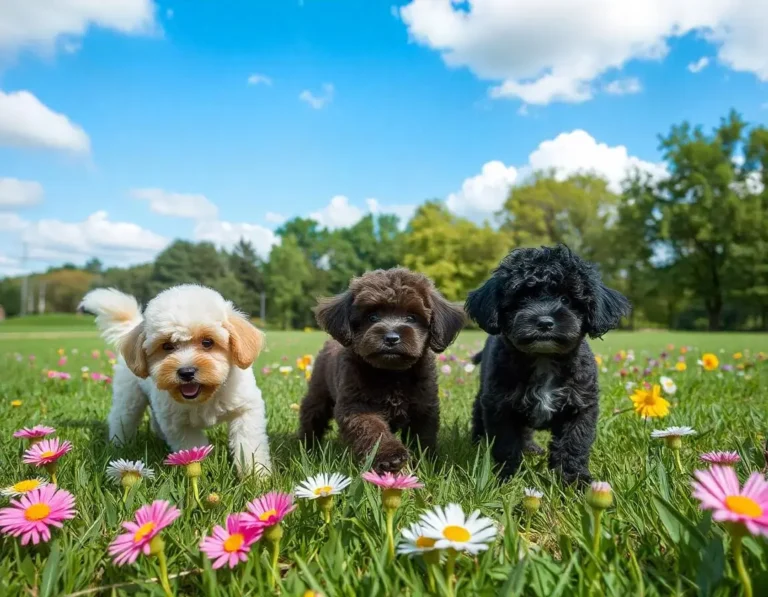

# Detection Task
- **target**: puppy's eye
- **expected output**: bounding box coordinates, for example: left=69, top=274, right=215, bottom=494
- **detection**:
left=162, top=342, right=175, bottom=352
left=202, top=338, right=214, bottom=349
left=560, top=296, right=571, bottom=306
left=405, top=314, right=416, bottom=323
left=368, top=314, right=381, bottom=323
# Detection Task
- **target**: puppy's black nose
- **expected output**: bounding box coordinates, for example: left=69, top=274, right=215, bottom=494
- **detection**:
left=383, top=332, right=401, bottom=346
left=536, top=316, right=555, bottom=332
left=177, top=366, right=197, bottom=381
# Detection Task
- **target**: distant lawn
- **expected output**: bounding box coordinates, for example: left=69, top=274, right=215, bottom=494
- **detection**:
left=0, top=313, right=96, bottom=333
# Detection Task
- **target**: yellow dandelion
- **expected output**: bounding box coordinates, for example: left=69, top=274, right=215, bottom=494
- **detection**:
left=595, top=355, right=603, bottom=366
left=296, top=354, right=314, bottom=371
left=675, top=361, right=687, bottom=372
left=57, top=348, right=65, bottom=356
left=700, top=353, right=719, bottom=371
left=733, top=352, right=743, bottom=360
left=630, top=385, right=670, bottom=419
left=11, top=400, right=22, bottom=407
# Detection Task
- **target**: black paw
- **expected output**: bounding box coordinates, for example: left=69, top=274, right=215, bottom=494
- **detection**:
left=524, top=441, right=545, bottom=455
left=562, top=470, right=592, bottom=486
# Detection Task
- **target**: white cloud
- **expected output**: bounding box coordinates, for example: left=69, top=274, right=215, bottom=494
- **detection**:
left=603, top=77, right=642, bottom=95
left=310, top=195, right=363, bottom=228
left=299, top=83, right=334, bottom=109
left=265, top=211, right=286, bottom=224
left=247, top=74, right=272, bottom=86
left=366, top=198, right=417, bottom=226
left=0, top=0, right=157, bottom=56
left=0, top=90, right=90, bottom=153
left=131, top=188, right=218, bottom=220
left=0, top=212, right=28, bottom=231
left=194, top=220, right=279, bottom=258
left=0, top=178, right=44, bottom=208
left=446, top=161, right=519, bottom=218
left=688, top=57, right=710, bottom=73
left=445, top=130, right=666, bottom=218
left=0, top=253, right=24, bottom=277
left=400, top=0, right=768, bottom=105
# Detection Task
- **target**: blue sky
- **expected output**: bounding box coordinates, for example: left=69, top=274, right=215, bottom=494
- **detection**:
left=0, top=0, right=766, bottom=275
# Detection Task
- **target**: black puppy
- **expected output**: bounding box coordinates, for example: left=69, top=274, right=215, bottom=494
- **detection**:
left=466, top=245, right=631, bottom=484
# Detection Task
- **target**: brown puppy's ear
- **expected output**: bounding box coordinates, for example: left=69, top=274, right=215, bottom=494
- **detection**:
left=429, top=289, right=466, bottom=353
left=121, top=322, right=149, bottom=378
left=314, top=291, right=354, bottom=346
left=225, top=314, right=265, bottom=369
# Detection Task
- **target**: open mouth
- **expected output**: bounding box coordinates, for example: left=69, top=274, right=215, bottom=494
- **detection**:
left=179, top=383, right=202, bottom=400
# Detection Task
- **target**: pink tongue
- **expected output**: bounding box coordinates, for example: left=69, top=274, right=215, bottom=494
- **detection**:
left=181, top=383, right=200, bottom=397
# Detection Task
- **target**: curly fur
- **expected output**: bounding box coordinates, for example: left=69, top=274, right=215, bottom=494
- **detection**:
left=297, top=268, right=465, bottom=472
left=466, top=245, right=631, bottom=484
left=80, top=285, right=271, bottom=478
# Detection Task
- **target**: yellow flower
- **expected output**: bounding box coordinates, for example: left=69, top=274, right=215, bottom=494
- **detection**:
left=675, top=361, right=687, bottom=372
left=595, top=355, right=603, bottom=366
left=618, top=350, right=627, bottom=360
left=630, top=385, right=670, bottom=418
left=57, top=348, right=65, bottom=356
left=304, top=367, right=312, bottom=381
left=733, top=352, right=743, bottom=360
left=290, top=403, right=300, bottom=411
left=700, top=353, right=719, bottom=371
left=303, top=327, right=313, bottom=333
left=11, top=400, right=22, bottom=407
left=296, top=354, right=314, bottom=371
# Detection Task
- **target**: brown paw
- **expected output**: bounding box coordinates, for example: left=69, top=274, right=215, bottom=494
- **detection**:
left=373, top=442, right=410, bottom=473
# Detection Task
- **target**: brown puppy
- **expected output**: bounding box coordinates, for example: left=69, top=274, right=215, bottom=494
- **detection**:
left=298, top=268, right=465, bottom=472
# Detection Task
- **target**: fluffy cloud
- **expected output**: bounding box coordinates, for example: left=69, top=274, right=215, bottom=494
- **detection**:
left=310, top=195, right=363, bottom=229
left=399, top=0, right=768, bottom=105
left=688, top=57, right=710, bottom=73
left=299, top=83, right=334, bottom=109
left=194, top=220, right=279, bottom=258
left=0, top=90, right=90, bottom=153
left=0, top=212, right=28, bottom=231
left=366, top=198, right=417, bottom=227
left=603, top=77, right=642, bottom=95
left=131, top=188, right=218, bottom=219
left=446, top=161, right=519, bottom=218
left=0, top=253, right=24, bottom=277
left=0, top=0, right=157, bottom=56
left=445, top=130, right=666, bottom=218
left=0, top=178, right=44, bottom=208
left=247, top=74, right=272, bottom=86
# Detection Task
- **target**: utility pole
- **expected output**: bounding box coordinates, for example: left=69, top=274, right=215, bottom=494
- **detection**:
left=20, top=243, right=29, bottom=317
left=260, top=291, right=266, bottom=322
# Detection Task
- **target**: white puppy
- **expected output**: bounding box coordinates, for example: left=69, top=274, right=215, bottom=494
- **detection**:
left=80, top=284, right=271, bottom=477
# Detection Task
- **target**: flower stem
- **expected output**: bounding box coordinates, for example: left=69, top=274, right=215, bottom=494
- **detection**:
left=190, top=477, right=205, bottom=511
left=524, top=514, right=533, bottom=553
left=122, top=485, right=129, bottom=504
left=270, top=537, right=281, bottom=588
left=674, top=449, right=684, bottom=474
left=426, top=561, right=436, bottom=593
left=385, top=508, right=396, bottom=561
left=445, top=549, right=458, bottom=597
left=156, top=549, right=174, bottom=597
left=732, top=534, right=753, bottom=597
left=592, top=510, right=603, bottom=557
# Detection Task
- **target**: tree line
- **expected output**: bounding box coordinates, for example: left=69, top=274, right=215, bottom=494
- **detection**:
left=1, top=111, right=766, bottom=331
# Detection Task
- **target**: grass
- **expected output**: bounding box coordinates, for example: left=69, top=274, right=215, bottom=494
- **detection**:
left=0, top=327, right=767, bottom=596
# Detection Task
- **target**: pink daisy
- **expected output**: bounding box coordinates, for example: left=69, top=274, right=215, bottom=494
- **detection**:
left=108, top=501, right=181, bottom=565
left=243, top=492, right=296, bottom=528
left=200, top=514, right=263, bottom=569
left=361, top=471, right=424, bottom=490
left=700, top=451, right=741, bottom=466
left=0, top=485, right=76, bottom=545
left=692, top=466, right=768, bottom=537
left=13, top=425, right=56, bottom=441
left=23, top=438, right=73, bottom=467
left=164, top=445, right=214, bottom=467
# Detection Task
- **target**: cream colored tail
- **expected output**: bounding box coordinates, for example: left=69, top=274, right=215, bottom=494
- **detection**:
left=78, top=288, right=143, bottom=347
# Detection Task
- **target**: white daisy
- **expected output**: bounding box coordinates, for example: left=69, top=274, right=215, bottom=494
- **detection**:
left=624, top=381, right=636, bottom=392
left=279, top=365, right=293, bottom=375
left=463, top=363, right=476, bottom=374
left=1, top=478, right=48, bottom=497
left=81, top=366, right=90, bottom=373
left=659, top=376, right=677, bottom=395
left=651, top=426, right=696, bottom=439
left=295, top=472, right=351, bottom=499
left=105, top=459, right=156, bottom=485
left=419, top=503, right=497, bottom=554
left=397, top=522, right=438, bottom=555
left=524, top=487, right=543, bottom=499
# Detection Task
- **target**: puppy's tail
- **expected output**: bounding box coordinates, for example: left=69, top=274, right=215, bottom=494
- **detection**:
left=471, top=349, right=484, bottom=365
left=79, top=288, right=143, bottom=347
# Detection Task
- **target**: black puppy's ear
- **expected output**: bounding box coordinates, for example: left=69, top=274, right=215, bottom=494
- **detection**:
left=314, top=291, right=354, bottom=346
left=429, top=290, right=466, bottom=353
left=465, top=276, right=502, bottom=335
left=587, top=284, right=631, bottom=339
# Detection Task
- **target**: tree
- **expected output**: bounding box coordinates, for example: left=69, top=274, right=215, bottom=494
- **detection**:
left=264, top=235, right=314, bottom=329
left=654, top=111, right=761, bottom=330
left=229, top=240, right=265, bottom=316
left=84, top=258, right=103, bottom=274
left=403, top=202, right=509, bottom=301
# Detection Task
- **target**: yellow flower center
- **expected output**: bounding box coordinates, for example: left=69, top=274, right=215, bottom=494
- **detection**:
left=259, top=508, right=277, bottom=521
left=133, top=521, right=156, bottom=543
left=313, top=485, right=333, bottom=496
left=443, top=525, right=471, bottom=542
left=725, top=495, right=763, bottom=518
left=40, top=451, right=55, bottom=459
left=415, top=536, right=437, bottom=549
left=24, top=503, right=51, bottom=521
left=223, top=533, right=245, bottom=552
left=13, top=480, right=41, bottom=493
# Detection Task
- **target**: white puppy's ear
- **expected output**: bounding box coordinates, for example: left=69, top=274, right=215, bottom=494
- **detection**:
left=121, top=322, right=149, bottom=378
left=225, top=314, right=264, bottom=369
